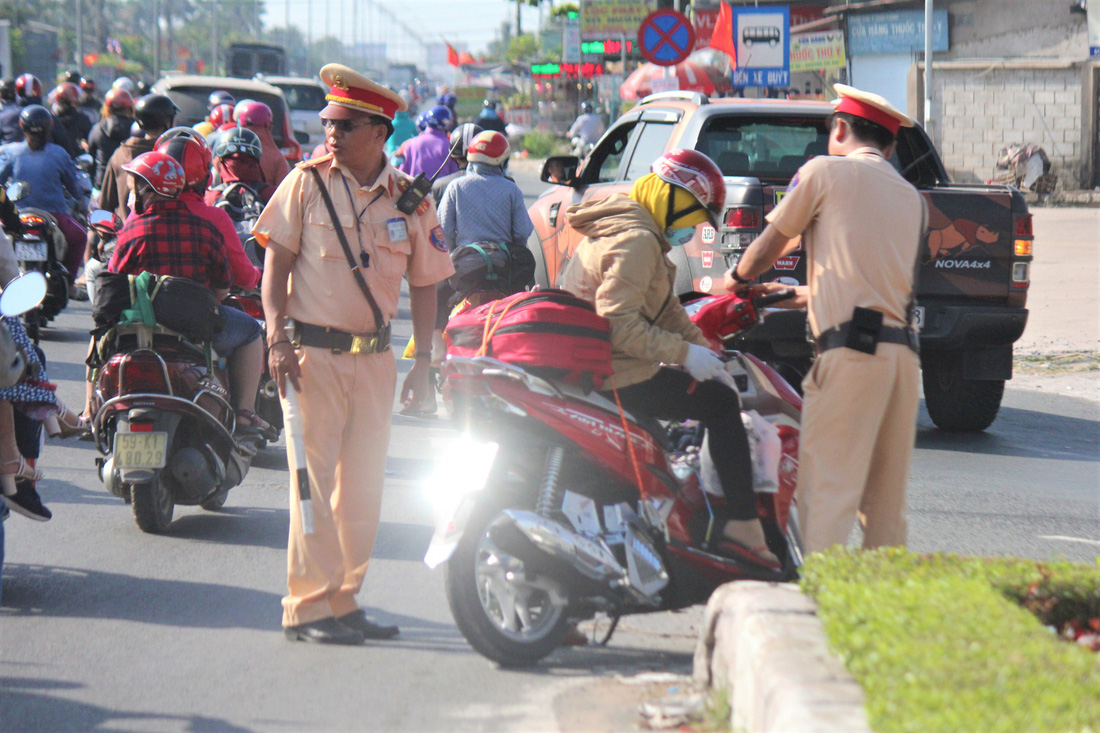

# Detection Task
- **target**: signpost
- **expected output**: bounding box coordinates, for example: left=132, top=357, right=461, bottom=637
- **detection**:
left=563, top=17, right=582, bottom=65
left=731, top=5, right=791, bottom=88
left=638, top=8, right=695, bottom=67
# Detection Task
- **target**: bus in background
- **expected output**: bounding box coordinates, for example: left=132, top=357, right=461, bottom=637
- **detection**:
left=227, top=43, right=287, bottom=79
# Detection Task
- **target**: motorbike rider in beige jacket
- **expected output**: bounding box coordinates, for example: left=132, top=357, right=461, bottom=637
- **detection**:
left=560, top=149, right=779, bottom=569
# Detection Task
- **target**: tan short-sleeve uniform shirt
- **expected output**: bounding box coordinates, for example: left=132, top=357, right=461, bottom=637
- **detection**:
left=766, top=147, right=925, bottom=336
left=252, top=154, right=455, bottom=334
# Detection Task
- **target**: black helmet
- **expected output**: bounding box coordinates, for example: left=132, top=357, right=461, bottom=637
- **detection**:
left=0, top=78, right=14, bottom=102
left=63, top=69, right=81, bottom=85
left=134, top=93, right=179, bottom=131
left=19, top=104, right=53, bottom=134
left=212, top=126, right=263, bottom=161
left=580, top=101, right=593, bottom=114
left=448, top=123, right=483, bottom=159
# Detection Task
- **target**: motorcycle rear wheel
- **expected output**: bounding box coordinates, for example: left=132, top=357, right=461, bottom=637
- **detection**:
left=445, top=495, right=570, bottom=667
left=131, top=476, right=174, bottom=533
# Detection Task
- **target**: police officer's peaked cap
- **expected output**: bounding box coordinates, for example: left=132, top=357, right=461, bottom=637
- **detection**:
left=319, top=64, right=407, bottom=122
left=831, top=84, right=913, bottom=135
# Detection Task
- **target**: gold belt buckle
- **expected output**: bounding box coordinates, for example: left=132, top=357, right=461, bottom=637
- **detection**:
left=349, top=334, right=377, bottom=354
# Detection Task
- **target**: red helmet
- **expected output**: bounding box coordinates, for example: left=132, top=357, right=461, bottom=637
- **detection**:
left=467, top=130, right=510, bottom=166
left=651, top=149, right=727, bottom=227
left=54, top=82, right=80, bottom=105
left=155, top=128, right=213, bottom=189
left=104, top=88, right=134, bottom=112
left=80, top=77, right=96, bottom=92
left=121, top=151, right=186, bottom=198
left=234, top=99, right=272, bottom=127
left=208, top=103, right=234, bottom=127
left=14, top=73, right=41, bottom=101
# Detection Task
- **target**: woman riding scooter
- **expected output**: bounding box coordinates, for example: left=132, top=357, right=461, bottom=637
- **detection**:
left=560, top=148, right=780, bottom=569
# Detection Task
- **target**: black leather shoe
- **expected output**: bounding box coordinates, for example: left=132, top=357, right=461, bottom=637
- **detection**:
left=337, top=610, right=400, bottom=640
left=284, top=617, right=364, bottom=645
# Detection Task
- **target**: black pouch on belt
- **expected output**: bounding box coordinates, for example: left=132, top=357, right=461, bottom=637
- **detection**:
left=846, top=307, right=883, bottom=355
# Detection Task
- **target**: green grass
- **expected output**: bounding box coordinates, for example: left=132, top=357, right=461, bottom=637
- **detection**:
left=517, top=130, right=568, bottom=159
left=800, top=549, right=1100, bottom=733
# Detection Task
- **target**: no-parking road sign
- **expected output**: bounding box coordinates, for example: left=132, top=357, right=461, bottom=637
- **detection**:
left=638, top=8, right=696, bottom=67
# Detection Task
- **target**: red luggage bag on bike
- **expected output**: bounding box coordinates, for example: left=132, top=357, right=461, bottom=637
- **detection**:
left=445, top=289, right=613, bottom=389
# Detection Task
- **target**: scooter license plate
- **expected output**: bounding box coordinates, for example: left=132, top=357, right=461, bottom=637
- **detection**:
left=115, top=432, right=168, bottom=469
left=15, top=240, right=46, bottom=262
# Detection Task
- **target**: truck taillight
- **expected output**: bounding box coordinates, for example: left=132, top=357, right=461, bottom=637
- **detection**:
left=724, top=207, right=760, bottom=230
left=1013, top=213, right=1033, bottom=256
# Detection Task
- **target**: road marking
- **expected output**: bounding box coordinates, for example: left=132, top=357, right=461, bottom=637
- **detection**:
left=1038, top=535, right=1100, bottom=546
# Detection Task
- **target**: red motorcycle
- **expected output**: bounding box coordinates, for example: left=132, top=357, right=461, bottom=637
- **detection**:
left=90, top=317, right=254, bottom=534
left=424, top=289, right=802, bottom=667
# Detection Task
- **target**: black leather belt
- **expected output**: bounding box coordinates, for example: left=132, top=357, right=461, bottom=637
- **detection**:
left=294, top=321, right=391, bottom=354
left=814, top=322, right=919, bottom=356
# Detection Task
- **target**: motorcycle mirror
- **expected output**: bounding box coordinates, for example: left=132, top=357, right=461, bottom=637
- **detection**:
left=5, top=181, right=27, bottom=202
left=0, top=271, right=47, bottom=317
left=88, top=209, right=116, bottom=227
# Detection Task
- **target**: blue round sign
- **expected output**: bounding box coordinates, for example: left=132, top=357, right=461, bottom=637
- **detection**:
left=638, top=9, right=696, bottom=67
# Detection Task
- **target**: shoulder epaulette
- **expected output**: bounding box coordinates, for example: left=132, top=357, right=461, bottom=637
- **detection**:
left=296, top=152, right=334, bottom=171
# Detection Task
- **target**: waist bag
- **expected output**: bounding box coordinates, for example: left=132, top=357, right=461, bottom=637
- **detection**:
left=92, top=270, right=225, bottom=342
left=445, top=289, right=613, bottom=389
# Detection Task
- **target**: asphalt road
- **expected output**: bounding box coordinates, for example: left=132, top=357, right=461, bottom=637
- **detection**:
left=1, top=168, right=1097, bottom=732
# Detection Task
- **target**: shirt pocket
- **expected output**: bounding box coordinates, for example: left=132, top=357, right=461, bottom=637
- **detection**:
left=307, top=210, right=357, bottom=262
left=369, top=217, right=412, bottom=277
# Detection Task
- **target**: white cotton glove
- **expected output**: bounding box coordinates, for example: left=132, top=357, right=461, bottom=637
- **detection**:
left=683, top=343, right=726, bottom=383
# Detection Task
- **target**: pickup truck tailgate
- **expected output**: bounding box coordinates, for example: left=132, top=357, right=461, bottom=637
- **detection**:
left=919, top=186, right=1022, bottom=301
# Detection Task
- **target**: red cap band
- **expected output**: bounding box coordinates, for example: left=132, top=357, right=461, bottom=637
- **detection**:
left=835, top=96, right=901, bottom=135
left=326, top=84, right=398, bottom=120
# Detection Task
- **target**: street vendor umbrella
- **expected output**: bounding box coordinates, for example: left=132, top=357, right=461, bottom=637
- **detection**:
left=620, top=60, right=717, bottom=101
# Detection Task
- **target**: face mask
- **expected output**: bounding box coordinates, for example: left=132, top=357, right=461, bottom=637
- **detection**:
left=664, top=226, right=695, bottom=247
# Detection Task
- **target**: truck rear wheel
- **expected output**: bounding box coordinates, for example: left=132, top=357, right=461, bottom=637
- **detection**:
left=922, top=353, right=1005, bottom=432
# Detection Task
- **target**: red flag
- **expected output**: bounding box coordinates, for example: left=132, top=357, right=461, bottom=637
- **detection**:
left=708, top=1, right=737, bottom=69
left=458, top=51, right=475, bottom=65
left=447, top=44, right=460, bottom=67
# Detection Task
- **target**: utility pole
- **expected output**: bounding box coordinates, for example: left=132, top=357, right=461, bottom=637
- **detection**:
left=76, top=0, right=84, bottom=73
left=153, top=0, right=161, bottom=78
left=516, top=0, right=522, bottom=38
left=923, top=0, right=933, bottom=135
left=211, top=0, right=219, bottom=75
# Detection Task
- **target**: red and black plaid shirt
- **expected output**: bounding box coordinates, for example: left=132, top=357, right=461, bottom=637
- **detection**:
left=108, top=199, right=232, bottom=290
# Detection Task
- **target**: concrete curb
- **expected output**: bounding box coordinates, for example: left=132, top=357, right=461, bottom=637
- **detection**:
left=693, top=581, right=872, bottom=733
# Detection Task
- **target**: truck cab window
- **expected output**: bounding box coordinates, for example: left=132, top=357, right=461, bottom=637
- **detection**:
left=624, top=122, right=677, bottom=180
left=585, top=122, right=638, bottom=184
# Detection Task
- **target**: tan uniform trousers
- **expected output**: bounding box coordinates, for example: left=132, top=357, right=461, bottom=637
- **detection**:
left=796, top=342, right=921, bottom=553
left=281, top=345, right=396, bottom=627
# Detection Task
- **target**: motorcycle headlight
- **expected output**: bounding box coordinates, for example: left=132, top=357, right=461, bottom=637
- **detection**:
left=422, top=437, right=499, bottom=512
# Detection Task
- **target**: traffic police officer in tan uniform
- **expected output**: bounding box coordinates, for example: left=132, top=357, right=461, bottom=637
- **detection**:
left=254, top=64, right=454, bottom=644
left=725, top=85, right=926, bottom=554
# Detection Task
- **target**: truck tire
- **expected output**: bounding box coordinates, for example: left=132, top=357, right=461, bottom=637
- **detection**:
left=922, top=353, right=1005, bottom=432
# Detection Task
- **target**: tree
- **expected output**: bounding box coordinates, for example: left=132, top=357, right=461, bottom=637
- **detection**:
left=551, top=3, right=579, bottom=19
left=506, top=33, right=540, bottom=64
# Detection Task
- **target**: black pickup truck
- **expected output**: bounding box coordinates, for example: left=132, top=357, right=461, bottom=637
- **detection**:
left=528, top=91, right=1033, bottom=431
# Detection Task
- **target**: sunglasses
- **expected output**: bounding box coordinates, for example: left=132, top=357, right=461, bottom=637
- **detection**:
left=322, top=118, right=380, bottom=133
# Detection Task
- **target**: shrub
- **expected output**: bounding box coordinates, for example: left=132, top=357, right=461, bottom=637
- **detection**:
left=518, top=130, right=566, bottom=159
left=801, top=549, right=1100, bottom=733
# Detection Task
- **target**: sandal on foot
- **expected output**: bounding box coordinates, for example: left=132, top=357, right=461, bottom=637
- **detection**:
left=235, top=408, right=278, bottom=439
left=2, top=457, right=44, bottom=496
left=47, top=404, right=90, bottom=439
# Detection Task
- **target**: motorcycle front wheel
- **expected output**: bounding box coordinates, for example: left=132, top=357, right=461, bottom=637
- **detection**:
left=131, top=475, right=174, bottom=533
left=445, top=495, right=570, bottom=668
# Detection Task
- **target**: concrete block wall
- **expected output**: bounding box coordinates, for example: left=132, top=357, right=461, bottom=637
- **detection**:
left=929, top=64, right=1083, bottom=185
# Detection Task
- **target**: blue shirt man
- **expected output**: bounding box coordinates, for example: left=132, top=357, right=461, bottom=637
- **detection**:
left=0, top=141, right=84, bottom=214
left=438, top=160, right=532, bottom=251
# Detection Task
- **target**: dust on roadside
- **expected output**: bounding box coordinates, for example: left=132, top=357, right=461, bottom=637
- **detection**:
left=1011, top=351, right=1100, bottom=404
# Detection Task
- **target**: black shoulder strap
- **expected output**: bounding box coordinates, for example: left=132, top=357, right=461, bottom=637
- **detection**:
left=306, top=165, right=386, bottom=331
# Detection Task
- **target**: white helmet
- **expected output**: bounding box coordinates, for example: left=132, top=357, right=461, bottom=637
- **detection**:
left=112, top=77, right=136, bottom=93
left=467, top=131, right=510, bottom=167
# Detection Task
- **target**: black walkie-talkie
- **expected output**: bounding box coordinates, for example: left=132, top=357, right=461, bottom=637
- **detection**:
left=396, top=174, right=433, bottom=215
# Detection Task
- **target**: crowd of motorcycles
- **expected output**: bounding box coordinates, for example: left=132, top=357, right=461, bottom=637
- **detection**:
left=2, top=144, right=276, bottom=534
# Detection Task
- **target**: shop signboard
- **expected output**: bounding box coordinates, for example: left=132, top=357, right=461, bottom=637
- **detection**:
left=693, top=8, right=718, bottom=51
left=790, top=30, right=846, bottom=72
left=848, top=10, right=948, bottom=55
left=731, top=5, right=791, bottom=88
left=581, top=0, right=655, bottom=40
